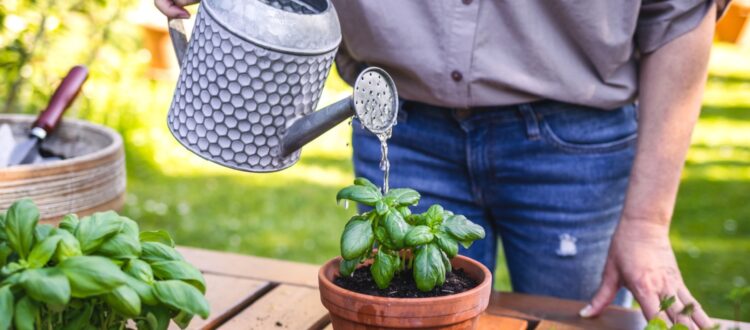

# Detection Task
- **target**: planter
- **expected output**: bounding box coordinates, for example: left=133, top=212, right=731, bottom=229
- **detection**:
left=0, top=114, right=126, bottom=223
left=319, top=255, right=492, bottom=330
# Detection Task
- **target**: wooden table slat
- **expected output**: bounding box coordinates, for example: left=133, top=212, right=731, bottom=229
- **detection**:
left=167, top=274, right=271, bottom=330
left=220, top=284, right=329, bottom=330
left=178, top=246, right=320, bottom=288
left=486, top=292, right=646, bottom=330
left=477, top=313, right=528, bottom=330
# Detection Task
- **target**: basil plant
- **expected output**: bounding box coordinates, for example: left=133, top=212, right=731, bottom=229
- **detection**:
left=337, top=178, right=486, bottom=292
left=0, top=199, right=209, bottom=330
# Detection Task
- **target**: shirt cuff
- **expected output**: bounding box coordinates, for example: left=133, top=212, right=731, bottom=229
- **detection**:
left=636, top=0, right=728, bottom=54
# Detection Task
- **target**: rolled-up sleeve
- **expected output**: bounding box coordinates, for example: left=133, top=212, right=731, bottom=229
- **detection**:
left=636, top=0, right=730, bottom=54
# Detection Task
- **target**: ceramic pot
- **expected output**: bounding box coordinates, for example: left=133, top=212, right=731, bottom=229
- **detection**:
left=318, top=255, right=492, bottom=329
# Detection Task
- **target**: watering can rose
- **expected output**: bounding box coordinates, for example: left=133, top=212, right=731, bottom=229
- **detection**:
left=0, top=199, right=209, bottom=330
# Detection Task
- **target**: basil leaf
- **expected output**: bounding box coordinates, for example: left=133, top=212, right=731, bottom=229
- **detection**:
left=75, top=212, right=123, bottom=254
left=33, top=224, right=54, bottom=242
left=375, top=200, right=388, bottom=216
left=440, top=250, right=452, bottom=274
left=21, top=268, right=71, bottom=306
left=339, top=258, right=359, bottom=277
left=340, top=217, right=374, bottom=260
left=353, top=177, right=378, bottom=190
left=54, top=230, right=82, bottom=262
left=385, top=188, right=420, bottom=206
left=27, top=235, right=62, bottom=268
left=413, top=243, right=445, bottom=292
left=336, top=185, right=381, bottom=206
left=4, top=199, right=39, bottom=260
left=425, top=205, right=444, bottom=228
left=125, top=259, right=155, bottom=284
left=435, top=231, right=458, bottom=258
left=397, top=206, right=412, bottom=219
left=139, top=230, right=176, bottom=247
left=0, top=286, right=13, bottom=330
left=442, top=215, right=485, bottom=242
left=0, top=213, right=6, bottom=241
left=60, top=303, right=94, bottom=330
left=644, top=318, right=668, bottom=330
left=59, top=256, right=127, bottom=298
left=373, top=225, right=394, bottom=250
left=14, top=296, right=37, bottom=330
left=58, top=214, right=79, bottom=233
left=153, top=280, right=210, bottom=319
left=404, top=225, right=434, bottom=247
left=141, top=242, right=184, bottom=263
left=371, top=249, right=398, bottom=289
left=104, top=285, right=141, bottom=317
left=384, top=210, right=410, bottom=249
left=173, top=311, right=195, bottom=329
left=150, top=260, right=206, bottom=293
left=96, top=216, right=141, bottom=259
left=124, top=275, right=158, bottom=306
left=671, top=324, right=690, bottom=330
left=143, top=305, right=172, bottom=330
left=0, top=243, right=13, bottom=269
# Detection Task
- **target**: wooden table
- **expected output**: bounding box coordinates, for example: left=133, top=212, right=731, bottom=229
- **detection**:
left=176, top=247, right=746, bottom=330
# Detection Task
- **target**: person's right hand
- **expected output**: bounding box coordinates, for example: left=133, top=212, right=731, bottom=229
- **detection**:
left=155, top=0, right=200, bottom=19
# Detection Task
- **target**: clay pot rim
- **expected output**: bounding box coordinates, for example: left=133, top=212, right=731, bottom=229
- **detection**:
left=0, top=114, right=123, bottom=173
left=318, top=254, right=492, bottom=304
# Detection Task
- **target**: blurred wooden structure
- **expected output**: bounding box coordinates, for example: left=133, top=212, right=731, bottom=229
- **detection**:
left=717, top=0, right=750, bottom=45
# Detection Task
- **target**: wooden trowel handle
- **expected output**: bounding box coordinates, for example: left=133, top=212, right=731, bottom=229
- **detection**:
left=33, top=65, right=89, bottom=134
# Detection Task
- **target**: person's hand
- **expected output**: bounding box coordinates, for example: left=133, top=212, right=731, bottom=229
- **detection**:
left=155, top=0, right=200, bottom=19
left=580, top=220, right=713, bottom=329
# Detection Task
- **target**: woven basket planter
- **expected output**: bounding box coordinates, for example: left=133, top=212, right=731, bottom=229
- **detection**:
left=0, top=114, right=126, bottom=223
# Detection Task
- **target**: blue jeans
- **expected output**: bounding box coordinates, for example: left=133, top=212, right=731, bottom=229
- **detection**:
left=352, top=99, right=637, bottom=305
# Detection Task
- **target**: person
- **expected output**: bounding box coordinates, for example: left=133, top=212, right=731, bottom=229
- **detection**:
left=156, top=0, right=728, bottom=327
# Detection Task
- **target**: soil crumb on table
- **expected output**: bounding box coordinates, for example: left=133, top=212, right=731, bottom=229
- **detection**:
left=333, top=265, right=477, bottom=298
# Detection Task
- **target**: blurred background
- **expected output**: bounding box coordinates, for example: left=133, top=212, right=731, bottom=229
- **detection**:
left=1, top=0, right=748, bottom=321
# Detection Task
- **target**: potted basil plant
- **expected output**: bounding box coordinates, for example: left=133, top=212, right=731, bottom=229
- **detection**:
left=0, top=199, right=209, bottom=329
left=318, top=178, right=492, bottom=329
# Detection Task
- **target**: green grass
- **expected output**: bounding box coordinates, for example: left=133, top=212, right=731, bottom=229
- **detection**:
left=118, top=44, right=749, bottom=320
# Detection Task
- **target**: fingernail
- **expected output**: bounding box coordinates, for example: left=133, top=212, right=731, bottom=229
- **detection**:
left=579, top=304, right=593, bottom=318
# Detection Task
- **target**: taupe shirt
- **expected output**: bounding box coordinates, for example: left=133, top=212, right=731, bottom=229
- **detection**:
left=332, top=0, right=726, bottom=109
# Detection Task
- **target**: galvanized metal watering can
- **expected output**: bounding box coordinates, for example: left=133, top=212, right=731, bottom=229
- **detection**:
left=167, top=0, right=398, bottom=172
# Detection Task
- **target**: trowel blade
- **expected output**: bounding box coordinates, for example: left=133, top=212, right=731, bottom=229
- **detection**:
left=7, top=137, right=40, bottom=166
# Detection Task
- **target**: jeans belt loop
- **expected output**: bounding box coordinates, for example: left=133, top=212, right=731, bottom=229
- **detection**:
left=518, top=103, right=541, bottom=140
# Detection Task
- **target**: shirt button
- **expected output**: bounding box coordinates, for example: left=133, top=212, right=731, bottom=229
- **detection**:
left=462, top=0, right=473, bottom=4
left=451, top=70, right=463, bottom=82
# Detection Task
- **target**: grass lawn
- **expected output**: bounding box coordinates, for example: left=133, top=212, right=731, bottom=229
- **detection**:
left=120, top=44, right=749, bottom=320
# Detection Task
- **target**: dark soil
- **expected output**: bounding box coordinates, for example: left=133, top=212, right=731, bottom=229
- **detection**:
left=333, top=265, right=478, bottom=298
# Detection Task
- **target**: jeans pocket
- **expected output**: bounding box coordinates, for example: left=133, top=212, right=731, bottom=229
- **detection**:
left=540, top=103, right=638, bottom=154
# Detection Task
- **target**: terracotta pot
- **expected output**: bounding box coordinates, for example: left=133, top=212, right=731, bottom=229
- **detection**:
left=318, top=255, right=492, bottom=329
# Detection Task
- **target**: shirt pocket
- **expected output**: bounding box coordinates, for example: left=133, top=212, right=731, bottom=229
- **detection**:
left=539, top=103, right=638, bottom=154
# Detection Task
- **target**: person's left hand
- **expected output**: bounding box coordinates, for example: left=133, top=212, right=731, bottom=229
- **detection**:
left=579, top=219, right=713, bottom=329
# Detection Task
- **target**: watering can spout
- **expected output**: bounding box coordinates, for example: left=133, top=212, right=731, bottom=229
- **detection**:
left=165, top=0, right=398, bottom=172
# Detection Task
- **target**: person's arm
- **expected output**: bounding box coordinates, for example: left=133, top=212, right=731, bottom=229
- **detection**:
left=155, top=0, right=199, bottom=19
left=581, top=3, right=716, bottom=328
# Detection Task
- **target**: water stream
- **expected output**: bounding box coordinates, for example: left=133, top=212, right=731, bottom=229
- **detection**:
left=376, top=128, right=392, bottom=194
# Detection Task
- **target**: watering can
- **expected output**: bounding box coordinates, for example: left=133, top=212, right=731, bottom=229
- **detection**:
left=167, top=0, right=399, bottom=172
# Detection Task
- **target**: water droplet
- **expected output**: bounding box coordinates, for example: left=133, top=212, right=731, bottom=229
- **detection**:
left=343, top=200, right=349, bottom=209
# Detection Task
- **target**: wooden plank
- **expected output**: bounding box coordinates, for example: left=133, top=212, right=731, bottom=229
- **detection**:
left=177, top=247, right=320, bottom=288
left=535, top=320, right=584, bottom=330
left=486, top=291, right=646, bottom=330
left=477, top=313, right=527, bottom=330
left=221, top=284, right=329, bottom=330
left=167, top=274, right=272, bottom=330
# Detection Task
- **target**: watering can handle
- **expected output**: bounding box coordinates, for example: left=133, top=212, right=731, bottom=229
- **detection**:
left=168, top=18, right=189, bottom=68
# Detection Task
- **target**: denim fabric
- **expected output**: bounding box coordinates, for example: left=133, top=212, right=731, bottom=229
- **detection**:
left=352, top=99, right=638, bottom=305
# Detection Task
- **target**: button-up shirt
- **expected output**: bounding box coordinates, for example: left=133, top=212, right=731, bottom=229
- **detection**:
left=332, top=0, right=727, bottom=110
